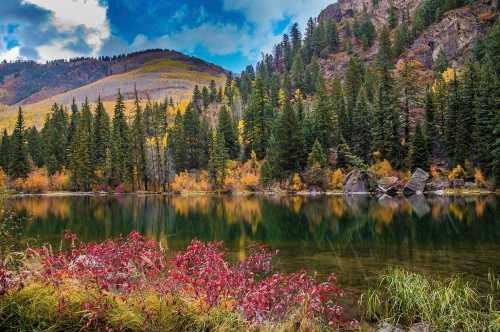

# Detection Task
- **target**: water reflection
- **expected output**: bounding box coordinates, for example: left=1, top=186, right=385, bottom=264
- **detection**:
left=6, top=194, right=500, bottom=290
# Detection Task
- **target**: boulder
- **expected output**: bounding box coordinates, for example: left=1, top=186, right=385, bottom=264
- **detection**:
left=403, top=168, right=430, bottom=196
left=343, top=169, right=369, bottom=194
left=451, top=179, right=465, bottom=188
left=377, top=176, right=400, bottom=196
left=426, top=177, right=450, bottom=192
left=377, top=322, right=405, bottom=332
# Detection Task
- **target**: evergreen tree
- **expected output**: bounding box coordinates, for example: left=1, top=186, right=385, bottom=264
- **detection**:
left=26, top=127, right=44, bottom=168
left=110, top=90, right=132, bottom=185
left=344, top=55, right=364, bottom=143
left=291, top=53, right=305, bottom=92
left=473, top=61, right=497, bottom=173
left=217, top=105, right=239, bottom=159
left=93, top=96, right=110, bottom=171
left=388, top=4, right=398, bottom=29
left=290, top=22, right=302, bottom=56
left=376, top=26, right=394, bottom=70
left=266, top=98, right=305, bottom=178
left=434, top=49, right=448, bottom=74
left=351, top=86, right=372, bottom=163
left=0, top=129, right=11, bottom=172
left=330, top=76, right=347, bottom=145
left=130, top=89, right=148, bottom=190
left=309, top=78, right=335, bottom=151
left=201, top=86, right=210, bottom=110
left=42, top=103, right=68, bottom=174
left=456, top=62, right=478, bottom=163
left=209, top=80, right=218, bottom=103
left=192, top=85, right=202, bottom=111
left=424, top=87, right=436, bottom=158
left=445, top=72, right=461, bottom=164
left=66, top=98, right=79, bottom=165
left=183, top=104, right=208, bottom=169
left=208, top=130, right=227, bottom=189
left=492, top=111, right=500, bottom=185
left=409, top=121, right=430, bottom=171
left=9, top=107, right=31, bottom=179
left=243, top=75, right=274, bottom=159
left=70, top=99, right=94, bottom=191
left=308, top=139, right=327, bottom=168
left=171, top=111, right=186, bottom=170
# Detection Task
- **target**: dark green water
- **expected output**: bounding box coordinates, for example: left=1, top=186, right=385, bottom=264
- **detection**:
left=4, top=194, right=500, bottom=293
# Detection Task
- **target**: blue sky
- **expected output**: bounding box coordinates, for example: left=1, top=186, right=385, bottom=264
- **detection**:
left=0, top=0, right=332, bottom=72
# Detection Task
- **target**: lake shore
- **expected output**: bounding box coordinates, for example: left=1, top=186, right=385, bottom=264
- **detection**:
left=5, top=188, right=497, bottom=197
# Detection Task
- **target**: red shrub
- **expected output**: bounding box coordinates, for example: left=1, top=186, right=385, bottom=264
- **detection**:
left=11, top=232, right=350, bottom=328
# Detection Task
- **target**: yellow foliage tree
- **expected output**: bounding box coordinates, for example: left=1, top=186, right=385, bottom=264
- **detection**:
left=290, top=173, right=303, bottom=192
left=474, top=168, right=486, bottom=188
left=448, top=165, right=465, bottom=181
left=329, top=169, right=345, bottom=190
left=369, top=159, right=393, bottom=178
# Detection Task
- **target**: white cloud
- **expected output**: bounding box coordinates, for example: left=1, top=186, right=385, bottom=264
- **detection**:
left=131, top=22, right=254, bottom=57
left=22, top=0, right=110, bottom=59
left=222, top=0, right=332, bottom=55
left=0, top=46, right=22, bottom=62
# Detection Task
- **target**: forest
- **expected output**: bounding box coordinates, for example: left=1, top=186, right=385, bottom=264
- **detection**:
left=0, top=1, right=499, bottom=193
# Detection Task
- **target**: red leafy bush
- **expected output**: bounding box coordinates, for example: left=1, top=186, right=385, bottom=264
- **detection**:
left=8, top=232, right=351, bottom=329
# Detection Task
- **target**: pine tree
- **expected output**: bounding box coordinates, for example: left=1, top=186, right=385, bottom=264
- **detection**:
left=66, top=98, right=79, bottom=165
left=93, top=96, right=110, bottom=172
left=445, top=72, right=461, bottom=164
left=208, top=130, right=227, bottom=189
left=130, top=89, right=148, bottom=190
left=42, top=103, right=69, bottom=174
left=70, top=99, right=94, bottom=191
left=473, top=61, right=497, bottom=173
left=456, top=62, right=478, bottom=163
left=330, top=76, right=346, bottom=145
left=266, top=98, right=305, bottom=178
left=492, top=111, right=500, bottom=185
left=308, top=139, right=327, bottom=168
left=434, top=49, right=449, bottom=74
left=309, top=77, right=335, bottom=151
left=243, top=75, right=274, bottom=159
left=351, top=86, right=372, bottom=163
left=424, top=87, right=436, bottom=159
left=201, top=86, right=210, bottom=110
left=376, top=26, right=394, bottom=70
left=291, top=53, right=305, bottom=92
left=409, top=121, right=430, bottom=171
left=217, top=105, right=239, bottom=159
left=290, top=22, right=302, bottom=57
left=388, top=5, right=398, bottom=29
left=110, top=90, right=132, bottom=185
left=171, top=111, right=186, bottom=170
left=344, top=55, right=364, bottom=143
left=9, top=107, right=31, bottom=179
left=192, top=85, right=202, bottom=111
left=0, top=129, right=11, bottom=172
left=209, top=80, right=218, bottom=103
left=26, top=127, right=44, bottom=168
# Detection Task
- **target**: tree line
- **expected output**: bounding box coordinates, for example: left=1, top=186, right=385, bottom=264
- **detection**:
left=1, top=7, right=499, bottom=191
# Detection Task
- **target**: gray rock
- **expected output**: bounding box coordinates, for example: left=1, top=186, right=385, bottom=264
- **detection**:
left=377, top=176, right=400, bottom=196
left=451, top=179, right=465, bottom=188
left=426, top=177, right=450, bottom=191
left=377, top=321, right=405, bottom=332
left=409, top=322, right=432, bottom=332
left=343, top=169, right=369, bottom=194
left=464, top=181, right=476, bottom=189
left=403, top=168, right=430, bottom=196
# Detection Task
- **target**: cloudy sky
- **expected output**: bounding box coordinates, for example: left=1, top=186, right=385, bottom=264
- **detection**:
left=0, top=0, right=332, bottom=72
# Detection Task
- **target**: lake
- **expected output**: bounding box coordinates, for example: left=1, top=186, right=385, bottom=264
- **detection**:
left=4, top=194, right=500, bottom=294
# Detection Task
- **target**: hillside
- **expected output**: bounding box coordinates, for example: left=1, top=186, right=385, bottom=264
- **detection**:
left=0, top=50, right=227, bottom=130
left=317, top=0, right=498, bottom=80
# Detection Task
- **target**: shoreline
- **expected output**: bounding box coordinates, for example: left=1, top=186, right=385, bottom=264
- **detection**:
left=3, top=188, right=497, bottom=197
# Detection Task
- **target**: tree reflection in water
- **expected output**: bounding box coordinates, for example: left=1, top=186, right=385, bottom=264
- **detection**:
left=5, top=194, right=500, bottom=291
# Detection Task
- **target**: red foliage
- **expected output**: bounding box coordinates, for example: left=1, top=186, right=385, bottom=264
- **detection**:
left=11, top=232, right=350, bottom=328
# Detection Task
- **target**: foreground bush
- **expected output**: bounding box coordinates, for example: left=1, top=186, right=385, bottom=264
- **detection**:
left=0, top=232, right=352, bottom=331
left=360, top=268, right=499, bottom=331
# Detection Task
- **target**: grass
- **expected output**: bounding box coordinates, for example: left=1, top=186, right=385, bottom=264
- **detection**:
left=360, top=268, right=500, bottom=331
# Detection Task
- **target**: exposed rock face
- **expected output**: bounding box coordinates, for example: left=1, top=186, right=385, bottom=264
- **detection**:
left=401, top=4, right=496, bottom=70
left=426, top=177, right=450, bottom=192
left=343, top=169, right=370, bottom=194
left=318, top=0, right=498, bottom=80
left=403, top=168, right=430, bottom=196
left=377, top=176, right=400, bottom=196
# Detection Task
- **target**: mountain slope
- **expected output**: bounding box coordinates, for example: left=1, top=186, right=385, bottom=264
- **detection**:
left=0, top=49, right=227, bottom=106
left=318, top=0, right=498, bottom=80
left=0, top=50, right=227, bottom=130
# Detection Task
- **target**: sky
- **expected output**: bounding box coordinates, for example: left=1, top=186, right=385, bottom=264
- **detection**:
left=0, top=0, right=332, bottom=72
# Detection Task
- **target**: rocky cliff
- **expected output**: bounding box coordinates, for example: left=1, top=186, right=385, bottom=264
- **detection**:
left=318, top=0, right=498, bottom=80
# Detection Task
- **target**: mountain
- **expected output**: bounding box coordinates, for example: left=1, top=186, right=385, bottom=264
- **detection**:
left=0, top=49, right=227, bottom=129
left=317, top=0, right=498, bottom=80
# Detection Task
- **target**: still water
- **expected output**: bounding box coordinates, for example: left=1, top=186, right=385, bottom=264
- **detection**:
left=4, top=194, right=500, bottom=293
